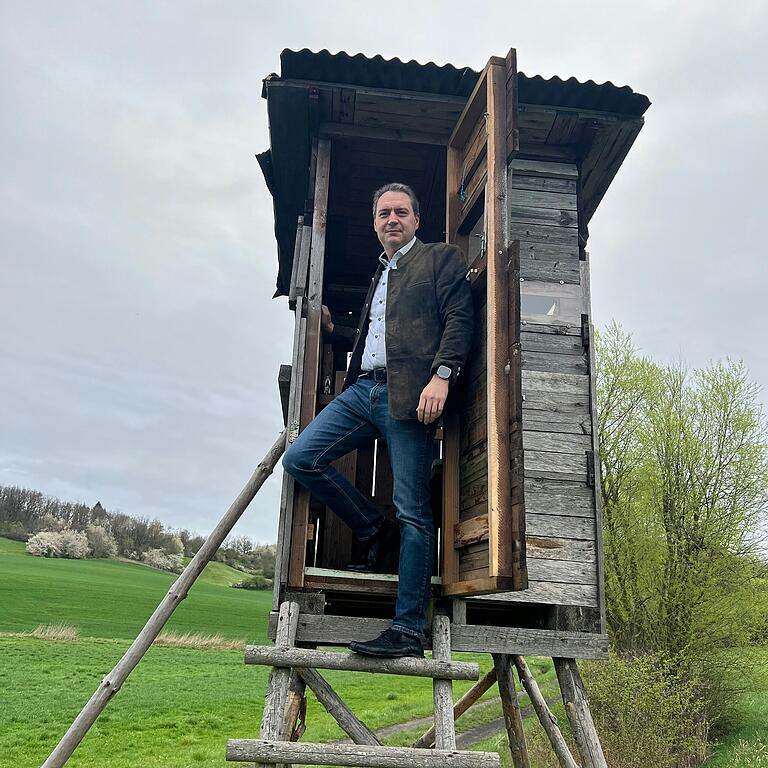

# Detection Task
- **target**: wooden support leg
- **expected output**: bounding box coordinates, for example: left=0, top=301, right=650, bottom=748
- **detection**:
left=412, top=667, right=497, bottom=749
left=554, top=657, right=607, bottom=768
left=299, top=668, right=381, bottom=746
left=282, top=670, right=306, bottom=742
left=513, top=656, right=578, bottom=768
left=259, top=601, right=300, bottom=767
left=493, top=654, right=530, bottom=768
left=431, top=615, right=456, bottom=749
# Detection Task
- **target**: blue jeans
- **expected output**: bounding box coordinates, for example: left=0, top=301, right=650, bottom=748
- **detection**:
left=282, top=379, right=435, bottom=640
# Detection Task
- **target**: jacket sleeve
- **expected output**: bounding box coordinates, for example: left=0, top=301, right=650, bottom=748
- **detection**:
left=431, top=245, right=474, bottom=381
left=328, top=323, right=357, bottom=351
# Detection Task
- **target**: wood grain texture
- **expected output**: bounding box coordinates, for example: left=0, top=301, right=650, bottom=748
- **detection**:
left=494, top=654, right=531, bottom=768
left=412, top=668, right=498, bottom=749
left=554, top=658, right=608, bottom=768
left=513, top=656, right=578, bottom=768
left=299, top=668, right=381, bottom=746
left=432, top=615, right=457, bottom=750
left=245, top=646, right=480, bottom=681
left=260, top=601, right=300, bottom=764
left=226, top=740, right=501, bottom=768
left=277, top=614, right=608, bottom=657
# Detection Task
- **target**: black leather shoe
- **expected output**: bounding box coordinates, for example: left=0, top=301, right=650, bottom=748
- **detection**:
left=349, top=628, right=424, bottom=658
left=346, top=519, right=400, bottom=574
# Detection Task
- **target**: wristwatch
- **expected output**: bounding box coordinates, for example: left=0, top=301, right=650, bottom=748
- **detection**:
left=436, top=365, right=453, bottom=381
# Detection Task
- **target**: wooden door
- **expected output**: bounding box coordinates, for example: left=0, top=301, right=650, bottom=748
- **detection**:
left=442, top=50, right=527, bottom=596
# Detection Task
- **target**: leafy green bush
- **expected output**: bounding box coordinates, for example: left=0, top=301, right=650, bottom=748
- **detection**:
left=582, top=653, right=710, bottom=768
left=231, top=572, right=272, bottom=590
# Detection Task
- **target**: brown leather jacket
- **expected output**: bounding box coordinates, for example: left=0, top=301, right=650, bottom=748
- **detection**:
left=330, top=239, right=474, bottom=420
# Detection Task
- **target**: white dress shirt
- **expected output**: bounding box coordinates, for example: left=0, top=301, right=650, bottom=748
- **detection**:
left=360, top=236, right=417, bottom=371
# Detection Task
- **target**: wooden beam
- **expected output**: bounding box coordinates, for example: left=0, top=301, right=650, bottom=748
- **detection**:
left=274, top=614, right=609, bottom=658
left=485, top=59, right=514, bottom=581
left=299, top=668, right=381, bottom=746
left=319, top=121, right=447, bottom=146
left=289, top=137, right=331, bottom=589
left=554, top=658, right=608, bottom=768
left=514, top=656, right=578, bottom=768
left=431, top=615, right=456, bottom=749
left=226, top=740, right=501, bottom=767
left=245, top=646, right=480, bottom=681
left=493, top=654, right=530, bottom=768
left=413, top=668, right=497, bottom=749
left=260, top=601, right=300, bottom=768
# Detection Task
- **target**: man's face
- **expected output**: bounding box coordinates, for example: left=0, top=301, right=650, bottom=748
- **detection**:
left=373, top=191, right=420, bottom=254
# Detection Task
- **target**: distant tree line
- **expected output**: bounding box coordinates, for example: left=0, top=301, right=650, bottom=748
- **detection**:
left=0, top=485, right=275, bottom=578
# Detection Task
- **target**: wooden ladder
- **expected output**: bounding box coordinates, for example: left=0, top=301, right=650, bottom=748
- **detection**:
left=226, top=602, right=607, bottom=768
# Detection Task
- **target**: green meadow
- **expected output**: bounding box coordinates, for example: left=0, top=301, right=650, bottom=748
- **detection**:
left=0, top=538, right=501, bottom=767
left=3, top=537, right=765, bottom=767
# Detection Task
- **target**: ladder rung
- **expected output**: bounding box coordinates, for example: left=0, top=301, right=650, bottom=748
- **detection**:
left=227, top=739, right=501, bottom=767
left=244, top=646, right=479, bottom=681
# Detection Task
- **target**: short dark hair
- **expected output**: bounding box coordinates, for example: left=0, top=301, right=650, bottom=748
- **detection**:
left=372, top=183, right=420, bottom=218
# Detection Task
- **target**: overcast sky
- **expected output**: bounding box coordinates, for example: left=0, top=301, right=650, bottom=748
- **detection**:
left=1, top=1, right=766, bottom=544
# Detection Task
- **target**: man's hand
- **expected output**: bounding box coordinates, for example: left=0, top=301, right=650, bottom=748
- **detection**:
left=321, top=305, right=334, bottom=334
left=416, top=375, right=449, bottom=425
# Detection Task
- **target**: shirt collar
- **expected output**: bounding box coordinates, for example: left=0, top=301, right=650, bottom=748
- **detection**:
left=379, top=236, right=417, bottom=269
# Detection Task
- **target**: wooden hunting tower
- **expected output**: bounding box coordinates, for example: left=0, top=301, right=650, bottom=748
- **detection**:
left=258, top=48, right=650, bottom=659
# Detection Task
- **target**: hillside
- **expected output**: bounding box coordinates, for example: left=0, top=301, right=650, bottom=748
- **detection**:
left=0, top=538, right=271, bottom=642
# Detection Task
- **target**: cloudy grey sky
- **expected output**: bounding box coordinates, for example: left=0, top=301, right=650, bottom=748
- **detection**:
left=1, top=1, right=766, bottom=543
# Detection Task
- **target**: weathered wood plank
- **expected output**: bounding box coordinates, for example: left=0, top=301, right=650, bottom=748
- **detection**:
left=524, top=479, right=595, bottom=518
left=509, top=188, right=577, bottom=211
left=518, top=240, right=579, bottom=262
left=522, top=412, right=592, bottom=436
left=525, top=536, right=596, bottom=563
left=245, top=646, right=480, bottom=681
left=522, top=350, right=588, bottom=375
left=523, top=431, right=592, bottom=454
left=510, top=222, right=578, bottom=247
left=281, top=614, right=607, bottom=656
left=523, top=370, right=590, bottom=395
left=527, top=513, right=595, bottom=540
left=226, top=740, right=501, bottom=768
left=519, top=322, right=581, bottom=337
left=510, top=175, right=577, bottom=194
left=510, top=159, right=578, bottom=179
left=520, top=259, right=581, bottom=285
left=520, top=332, right=584, bottom=355
left=527, top=558, right=597, bottom=585
left=474, top=582, right=599, bottom=608
left=524, top=450, right=588, bottom=482
left=511, top=206, right=578, bottom=228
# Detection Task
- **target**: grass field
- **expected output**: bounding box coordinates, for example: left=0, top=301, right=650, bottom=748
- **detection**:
left=0, top=537, right=497, bottom=766
left=0, top=537, right=271, bottom=641
left=3, top=536, right=766, bottom=767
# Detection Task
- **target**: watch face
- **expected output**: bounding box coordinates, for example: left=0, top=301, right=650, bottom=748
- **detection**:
left=437, top=365, right=452, bottom=380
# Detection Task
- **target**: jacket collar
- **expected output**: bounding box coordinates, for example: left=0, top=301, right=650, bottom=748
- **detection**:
left=388, top=237, right=426, bottom=272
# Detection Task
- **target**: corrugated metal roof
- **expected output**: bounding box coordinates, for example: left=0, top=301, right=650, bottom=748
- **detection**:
left=279, top=48, right=651, bottom=117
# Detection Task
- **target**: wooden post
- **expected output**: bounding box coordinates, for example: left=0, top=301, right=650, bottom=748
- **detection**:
left=554, top=657, right=607, bottom=768
left=282, top=670, right=306, bottom=742
left=299, top=668, right=381, bottom=746
left=41, top=430, right=288, bottom=768
left=260, top=601, right=300, bottom=768
left=413, top=667, right=497, bottom=749
left=493, top=654, right=530, bottom=768
left=513, top=656, right=578, bottom=768
left=431, top=615, right=456, bottom=749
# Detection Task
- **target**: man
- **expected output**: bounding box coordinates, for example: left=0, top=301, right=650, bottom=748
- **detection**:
left=282, top=182, right=473, bottom=657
